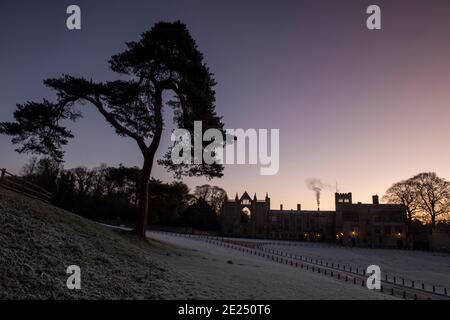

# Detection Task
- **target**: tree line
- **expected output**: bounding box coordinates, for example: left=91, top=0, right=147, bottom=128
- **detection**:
left=21, top=157, right=227, bottom=232
left=16, top=158, right=450, bottom=235
left=383, top=172, right=450, bottom=228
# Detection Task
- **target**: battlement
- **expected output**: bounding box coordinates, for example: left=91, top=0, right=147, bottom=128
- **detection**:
left=335, top=192, right=352, bottom=205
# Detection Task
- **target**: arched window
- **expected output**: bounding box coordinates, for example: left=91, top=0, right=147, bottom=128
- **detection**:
left=242, top=207, right=251, bottom=218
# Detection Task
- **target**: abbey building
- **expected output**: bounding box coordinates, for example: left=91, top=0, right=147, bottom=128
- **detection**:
left=221, top=192, right=407, bottom=248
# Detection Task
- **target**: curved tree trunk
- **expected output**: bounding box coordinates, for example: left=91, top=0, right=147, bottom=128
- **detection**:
left=134, top=156, right=152, bottom=238
left=134, top=91, right=163, bottom=238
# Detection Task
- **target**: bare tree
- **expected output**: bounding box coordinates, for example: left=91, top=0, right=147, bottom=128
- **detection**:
left=383, top=179, right=419, bottom=223
left=194, top=184, right=227, bottom=215
left=411, top=172, right=450, bottom=228
left=91, top=164, right=108, bottom=197
left=71, top=167, right=95, bottom=198
left=20, top=157, right=39, bottom=177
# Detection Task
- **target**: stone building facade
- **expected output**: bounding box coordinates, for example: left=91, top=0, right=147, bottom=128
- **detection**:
left=335, top=193, right=407, bottom=248
left=221, top=191, right=407, bottom=248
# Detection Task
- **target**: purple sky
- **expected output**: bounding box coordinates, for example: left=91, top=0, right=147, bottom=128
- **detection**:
left=1, top=0, right=450, bottom=210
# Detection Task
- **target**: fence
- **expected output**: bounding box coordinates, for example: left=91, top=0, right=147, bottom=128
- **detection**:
left=0, top=168, right=52, bottom=203
left=151, top=230, right=450, bottom=300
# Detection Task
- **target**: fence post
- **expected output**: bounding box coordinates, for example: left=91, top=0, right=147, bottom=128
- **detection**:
left=0, top=168, right=5, bottom=183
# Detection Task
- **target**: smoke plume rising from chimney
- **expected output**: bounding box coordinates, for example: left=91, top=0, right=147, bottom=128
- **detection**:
left=306, top=178, right=332, bottom=210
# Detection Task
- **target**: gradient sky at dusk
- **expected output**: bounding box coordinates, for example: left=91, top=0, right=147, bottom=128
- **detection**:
left=1, top=0, right=450, bottom=210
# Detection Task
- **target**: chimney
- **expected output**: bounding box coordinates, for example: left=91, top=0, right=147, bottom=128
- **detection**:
left=280, top=204, right=283, bottom=211
left=297, top=204, right=301, bottom=211
left=372, top=195, right=379, bottom=205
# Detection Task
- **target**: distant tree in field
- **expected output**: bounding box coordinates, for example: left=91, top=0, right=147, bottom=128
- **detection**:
left=70, top=167, right=96, bottom=198
left=383, top=179, right=419, bottom=223
left=411, top=172, right=450, bottom=228
left=104, top=165, right=140, bottom=205
left=182, top=198, right=220, bottom=231
left=21, top=157, right=62, bottom=192
left=148, top=179, right=193, bottom=225
left=20, top=157, right=39, bottom=177
left=0, top=21, right=226, bottom=237
left=193, top=184, right=227, bottom=215
left=91, top=164, right=108, bottom=198
left=385, top=172, right=450, bottom=228
left=54, top=169, right=76, bottom=210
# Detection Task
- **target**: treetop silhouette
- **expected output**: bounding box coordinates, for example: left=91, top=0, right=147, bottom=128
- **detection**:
left=0, top=21, right=226, bottom=237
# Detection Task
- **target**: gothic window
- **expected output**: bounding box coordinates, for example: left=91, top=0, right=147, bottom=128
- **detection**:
left=242, top=207, right=251, bottom=218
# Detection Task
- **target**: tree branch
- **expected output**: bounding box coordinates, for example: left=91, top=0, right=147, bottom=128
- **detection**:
left=81, top=96, right=149, bottom=153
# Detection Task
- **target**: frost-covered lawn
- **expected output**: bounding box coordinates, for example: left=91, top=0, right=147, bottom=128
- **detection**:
left=147, top=232, right=397, bottom=300
left=238, top=239, right=450, bottom=290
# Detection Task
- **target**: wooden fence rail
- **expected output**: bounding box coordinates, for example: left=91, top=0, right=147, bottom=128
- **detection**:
left=0, top=168, right=52, bottom=203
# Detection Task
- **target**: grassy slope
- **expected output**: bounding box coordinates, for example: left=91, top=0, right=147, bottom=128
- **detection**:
left=0, top=187, right=172, bottom=299
left=1, top=186, right=398, bottom=300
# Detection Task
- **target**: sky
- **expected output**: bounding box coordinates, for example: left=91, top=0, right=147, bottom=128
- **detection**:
left=1, top=0, right=450, bottom=210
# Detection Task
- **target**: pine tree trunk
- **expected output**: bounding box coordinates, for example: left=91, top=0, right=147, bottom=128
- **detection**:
left=134, top=90, right=163, bottom=238
left=134, top=156, right=153, bottom=238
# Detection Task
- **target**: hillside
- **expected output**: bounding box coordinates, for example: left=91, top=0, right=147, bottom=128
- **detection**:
left=0, top=186, right=400, bottom=300
left=0, top=186, right=177, bottom=299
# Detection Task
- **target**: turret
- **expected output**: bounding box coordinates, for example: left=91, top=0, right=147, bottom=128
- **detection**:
left=335, top=192, right=352, bottom=208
